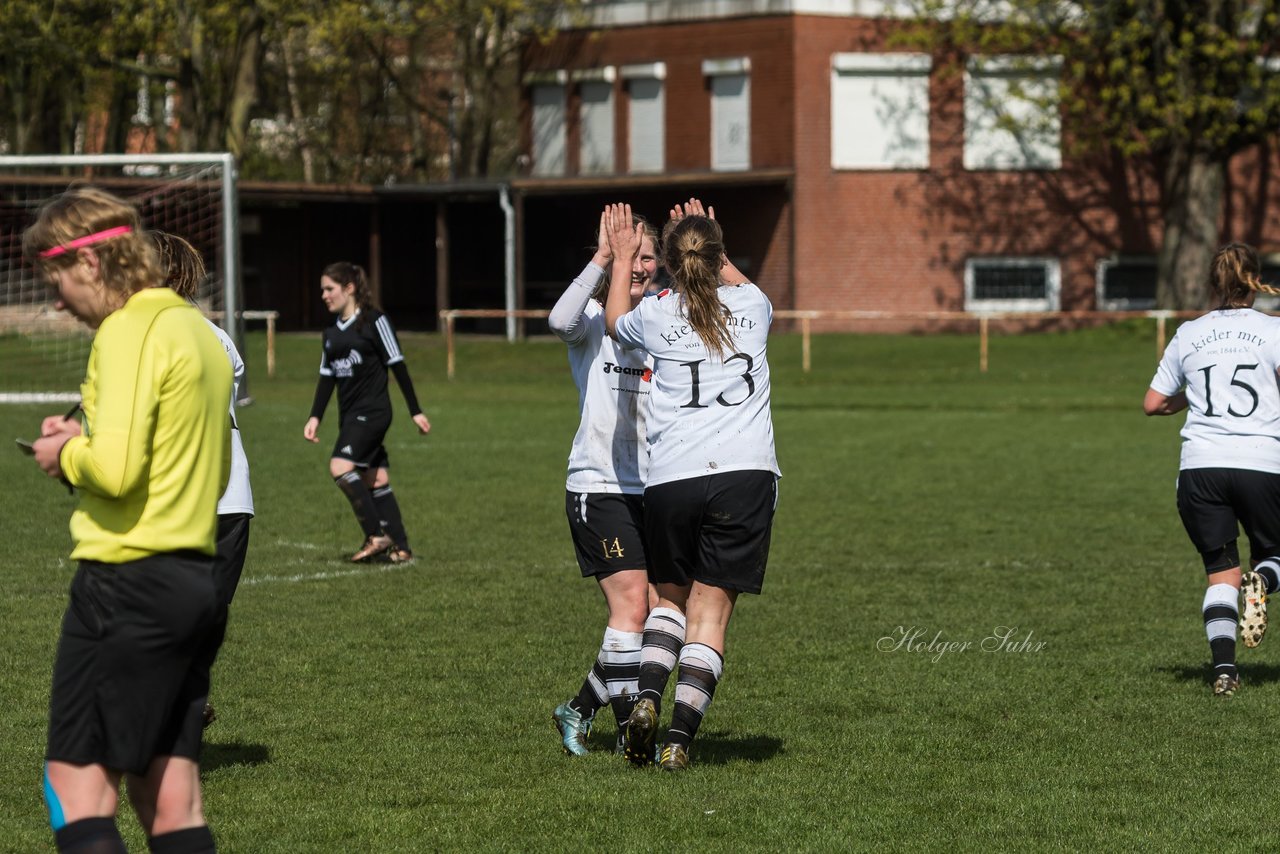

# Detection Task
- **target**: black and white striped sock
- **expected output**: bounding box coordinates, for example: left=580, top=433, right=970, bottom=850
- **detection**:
left=1204, top=582, right=1239, bottom=676
left=667, top=643, right=724, bottom=750
left=1254, top=559, right=1280, bottom=595
left=636, top=607, right=687, bottom=716
left=569, top=653, right=609, bottom=719
left=601, top=627, right=643, bottom=726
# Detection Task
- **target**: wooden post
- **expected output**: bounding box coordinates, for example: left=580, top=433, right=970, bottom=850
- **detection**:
left=266, top=313, right=276, bottom=378
left=445, top=312, right=456, bottom=380
left=802, top=316, right=811, bottom=373
left=979, top=315, right=989, bottom=373
left=1156, top=313, right=1167, bottom=358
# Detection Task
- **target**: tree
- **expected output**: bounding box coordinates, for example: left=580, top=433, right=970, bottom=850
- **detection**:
left=276, top=0, right=581, bottom=182
left=0, top=1, right=581, bottom=183
left=0, top=1, right=157, bottom=155
left=911, top=0, right=1280, bottom=309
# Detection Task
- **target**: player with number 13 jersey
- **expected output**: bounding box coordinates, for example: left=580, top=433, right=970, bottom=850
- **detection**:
left=612, top=277, right=779, bottom=486
left=605, top=200, right=779, bottom=772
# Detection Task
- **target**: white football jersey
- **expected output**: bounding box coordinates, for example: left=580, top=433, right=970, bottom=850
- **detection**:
left=613, top=282, right=780, bottom=487
left=1150, top=308, right=1280, bottom=473
left=551, top=267, right=651, bottom=493
left=206, top=320, right=255, bottom=515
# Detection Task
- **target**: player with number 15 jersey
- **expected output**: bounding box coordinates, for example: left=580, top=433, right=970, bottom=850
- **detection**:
left=1146, top=242, right=1280, bottom=698
left=1150, top=308, right=1280, bottom=473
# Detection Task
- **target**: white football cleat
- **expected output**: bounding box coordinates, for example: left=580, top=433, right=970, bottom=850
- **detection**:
left=1241, top=572, right=1268, bottom=649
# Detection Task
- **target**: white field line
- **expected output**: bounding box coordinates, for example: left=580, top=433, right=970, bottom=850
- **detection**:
left=242, top=563, right=412, bottom=586
left=272, top=540, right=323, bottom=550
left=235, top=538, right=413, bottom=586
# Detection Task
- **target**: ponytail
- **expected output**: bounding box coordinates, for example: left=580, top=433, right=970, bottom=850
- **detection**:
left=662, top=215, right=734, bottom=357
left=322, top=261, right=377, bottom=324
left=1210, top=242, right=1280, bottom=308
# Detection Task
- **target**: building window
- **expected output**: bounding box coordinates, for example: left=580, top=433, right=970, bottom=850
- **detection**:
left=964, top=56, right=1061, bottom=170
left=622, top=62, right=665, bottom=174
left=573, top=67, right=616, bottom=175
left=1097, top=255, right=1280, bottom=310
left=831, top=53, right=931, bottom=170
left=1096, top=257, right=1156, bottom=310
left=703, top=57, right=751, bottom=172
left=965, top=257, right=1060, bottom=311
left=527, top=71, right=568, bottom=176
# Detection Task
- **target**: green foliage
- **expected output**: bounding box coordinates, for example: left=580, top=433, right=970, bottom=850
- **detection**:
left=905, top=1, right=1280, bottom=310
left=0, top=1, right=582, bottom=181
left=3, top=326, right=1279, bottom=849
left=908, top=0, right=1280, bottom=160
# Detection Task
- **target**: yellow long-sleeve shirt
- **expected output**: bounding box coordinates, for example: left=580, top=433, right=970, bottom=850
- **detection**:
left=61, top=288, right=232, bottom=563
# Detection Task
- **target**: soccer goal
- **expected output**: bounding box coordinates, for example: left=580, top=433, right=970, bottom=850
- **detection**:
left=0, top=153, right=241, bottom=403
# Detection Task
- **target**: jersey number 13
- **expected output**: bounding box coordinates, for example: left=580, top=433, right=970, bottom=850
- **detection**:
left=680, top=354, right=755, bottom=409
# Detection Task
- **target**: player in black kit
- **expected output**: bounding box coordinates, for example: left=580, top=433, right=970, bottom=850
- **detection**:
left=303, top=262, right=432, bottom=563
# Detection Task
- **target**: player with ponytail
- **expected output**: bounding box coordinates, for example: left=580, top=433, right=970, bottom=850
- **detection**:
left=304, top=261, right=431, bottom=563
left=154, top=231, right=254, bottom=728
left=603, top=199, right=780, bottom=771
left=1146, top=241, right=1280, bottom=696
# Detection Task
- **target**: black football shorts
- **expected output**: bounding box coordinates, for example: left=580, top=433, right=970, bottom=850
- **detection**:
left=46, top=553, right=224, bottom=775
left=643, top=470, right=778, bottom=594
left=1177, top=467, right=1280, bottom=572
left=565, top=491, right=648, bottom=577
left=332, top=413, right=391, bottom=470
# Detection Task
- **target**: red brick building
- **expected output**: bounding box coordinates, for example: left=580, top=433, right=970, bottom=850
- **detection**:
left=518, top=1, right=1280, bottom=325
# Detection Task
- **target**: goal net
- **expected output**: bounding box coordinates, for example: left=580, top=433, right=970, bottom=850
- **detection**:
left=0, top=153, right=240, bottom=403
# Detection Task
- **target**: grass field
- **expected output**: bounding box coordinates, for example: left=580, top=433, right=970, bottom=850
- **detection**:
left=1, top=322, right=1275, bottom=851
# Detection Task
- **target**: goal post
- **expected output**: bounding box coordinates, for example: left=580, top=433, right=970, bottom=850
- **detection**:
left=0, top=153, right=241, bottom=403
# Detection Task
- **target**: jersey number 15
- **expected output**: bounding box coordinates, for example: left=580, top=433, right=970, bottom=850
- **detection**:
left=1198, top=362, right=1260, bottom=418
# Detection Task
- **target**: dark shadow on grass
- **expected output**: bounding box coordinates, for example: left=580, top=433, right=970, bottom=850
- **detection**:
left=201, top=742, right=271, bottom=772
left=583, top=730, right=783, bottom=765
left=682, top=732, right=783, bottom=766
left=1160, top=662, right=1280, bottom=688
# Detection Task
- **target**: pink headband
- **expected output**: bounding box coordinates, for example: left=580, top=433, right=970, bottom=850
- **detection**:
left=38, top=225, right=134, bottom=259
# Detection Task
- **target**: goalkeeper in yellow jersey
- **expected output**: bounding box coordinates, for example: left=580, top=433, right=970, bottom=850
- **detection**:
left=26, top=187, right=231, bottom=854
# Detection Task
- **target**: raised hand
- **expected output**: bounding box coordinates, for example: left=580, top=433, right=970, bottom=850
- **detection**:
left=604, top=202, right=641, bottom=260
left=592, top=208, right=613, bottom=267
left=670, top=197, right=716, bottom=221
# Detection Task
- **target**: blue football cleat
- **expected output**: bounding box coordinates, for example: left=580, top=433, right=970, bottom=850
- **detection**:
left=552, top=702, right=593, bottom=756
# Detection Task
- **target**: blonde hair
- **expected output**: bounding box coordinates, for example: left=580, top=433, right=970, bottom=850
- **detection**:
left=1210, top=242, right=1280, bottom=308
left=22, top=186, right=161, bottom=298
left=662, top=215, right=734, bottom=357
left=153, top=231, right=207, bottom=300
left=591, top=215, right=660, bottom=303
